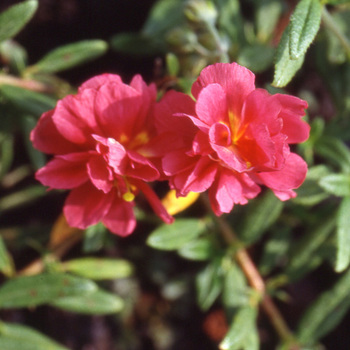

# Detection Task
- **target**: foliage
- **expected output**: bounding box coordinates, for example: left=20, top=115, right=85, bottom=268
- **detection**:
left=0, top=0, right=350, bottom=349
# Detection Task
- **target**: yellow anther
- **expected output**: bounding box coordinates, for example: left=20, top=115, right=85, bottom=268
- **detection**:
left=123, top=191, right=135, bottom=202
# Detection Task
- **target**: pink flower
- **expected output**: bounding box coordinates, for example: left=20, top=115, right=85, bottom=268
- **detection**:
left=161, top=63, right=310, bottom=215
left=31, top=74, right=173, bottom=236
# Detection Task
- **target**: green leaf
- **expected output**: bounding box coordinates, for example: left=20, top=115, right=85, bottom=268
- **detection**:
left=110, top=33, right=165, bottom=56
left=287, top=215, right=336, bottom=281
left=222, top=262, right=249, bottom=308
left=0, top=85, right=56, bottom=116
left=319, top=174, right=350, bottom=197
left=0, top=40, right=28, bottom=74
left=256, top=0, right=282, bottom=43
left=142, top=0, right=186, bottom=37
left=83, top=222, right=108, bottom=253
left=335, top=197, right=350, bottom=272
left=315, top=136, right=350, bottom=174
left=0, top=273, right=97, bottom=308
left=220, top=306, right=258, bottom=350
left=196, top=258, right=223, bottom=311
left=238, top=190, right=284, bottom=244
left=0, top=321, right=69, bottom=350
left=289, top=0, right=322, bottom=60
left=259, top=228, right=291, bottom=275
left=147, top=218, right=206, bottom=250
left=0, top=185, right=46, bottom=212
left=63, top=258, right=133, bottom=280
left=0, top=0, right=38, bottom=43
left=178, top=237, right=216, bottom=261
left=19, top=116, right=46, bottom=170
left=51, top=289, right=124, bottom=315
left=237, top=44, right=275, bottom=73
left=297, top=268, right=350, bottom=344
left=293, top=165, right=331, bottom=206
left=0, top=133, right=14, bottom=179
left=28, top=40, right=108, bottom=74
left=272, top=26, right=305, bottom=87
left=0, top=236, right=14, bottom=277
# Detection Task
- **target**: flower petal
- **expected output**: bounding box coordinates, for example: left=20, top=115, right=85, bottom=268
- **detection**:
left=209, top=170, right=261, bottom=215
left=195, top=83, right=228, bottom=125
left=87, top=155, right=113, bottom=193
left=64, top=182, right=114, bottom=229
left=35, top=153, right=90, bottom=189
left=256, top=153, right=308, bottom=191
left=79, top=73, right=123, bottom=91
left=102, top=198, right=136, bottom=236
left=274, top=94, right=309, bottom=143
left=53, top=89, right=103, bottom=146
left=191, top=62, right=255, bottom=117
left=30, top=110, right=78, bottom=154
left=135, top=180, right=174, bottom=224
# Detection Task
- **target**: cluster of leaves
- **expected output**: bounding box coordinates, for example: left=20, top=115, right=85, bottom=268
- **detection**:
left=0, top=0, right=350, bottom=349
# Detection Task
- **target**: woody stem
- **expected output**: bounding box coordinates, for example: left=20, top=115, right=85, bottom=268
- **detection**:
left=200, top=194, right=299, bottom=348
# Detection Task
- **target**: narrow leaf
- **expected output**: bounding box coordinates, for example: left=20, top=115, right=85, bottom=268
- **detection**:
left=0, top=321, right=68, bottom=350
left=0, top=85, right=56, bottom=116
left=196, top=258, right=223, bottom=311
left=220, top=307, right=258, bottom=350
left=297, top=268, right=350, bottom=343
left=335, top=197, right=350, bottom=272
left=289, top=0, right=322, bottom=59
left=222, top=263, right=249, bottom=308
left=315, top=136, right=350, bottom=174
left=272, top=26, right=305, bottom=87
left=63, top=258, right=133, bottom=280
left=319, top=174, right=350, bottom=197
left=0, top=273, right=97, bottom=308
left=0, top=236, right=14, bottom=277
left=239, top=190, right=284, bottom=244
left=0, top=0, right=38, bottom=43
left=29, top=40, right=108, bottom=74
left=147, top=218, right=206, bottom=250
left=178, top=237, right=216, bottom=261
left=51, top=289, right=124, bottom=315
left=287, top=215, right=336, bottom=281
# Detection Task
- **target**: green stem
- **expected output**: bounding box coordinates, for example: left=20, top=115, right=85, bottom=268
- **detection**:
left=321, top=7, right=350, bottom=60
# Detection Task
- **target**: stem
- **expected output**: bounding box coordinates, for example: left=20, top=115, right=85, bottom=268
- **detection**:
left=200, top=194, right=299, bottom=348
left=321, top=7, right=350, bottom=60
left=0, top=74, right=53, bottom=93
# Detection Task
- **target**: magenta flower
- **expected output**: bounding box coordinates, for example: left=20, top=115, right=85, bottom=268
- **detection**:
left=161, top=63, right=310, bottom=215
left=31, top=74, right=173, bottom=236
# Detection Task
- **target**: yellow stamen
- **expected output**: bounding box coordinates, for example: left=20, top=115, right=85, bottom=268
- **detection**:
left=123, top=191, right=135, bottom=202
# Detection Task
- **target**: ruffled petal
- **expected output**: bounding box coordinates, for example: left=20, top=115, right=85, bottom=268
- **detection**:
left=79, top=74, right=123, bottom=91
left=102, top=198, right=136, bottom=236
left=35, top=153, right=90, bottom=189
left=256, top=153, right=308, bottom=191
left=64, top=182, right=114, bottom=229
left=126, top=150, right=159, bottom=181
left=30, top=110, right=78, bottom=154
left=173, top=156, right=218, bottom=195
left=87, top=155, right=113, bottom=193
left=195, top=83, right=228, bottom=125
left=191, top=62, right=255, bottom=117
left=274, top=94, right=309, bottom=143
left=209, top=170, right=261, bottom=215
left=52, top=89, right=103, bottom=146
left=95, top=83, right=146, bottom=141
left=210, top=143, right=248, bottom=172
